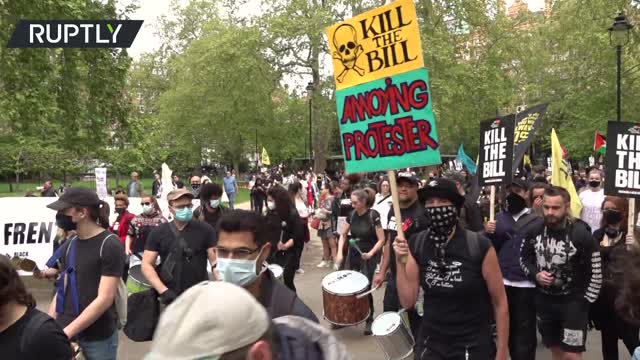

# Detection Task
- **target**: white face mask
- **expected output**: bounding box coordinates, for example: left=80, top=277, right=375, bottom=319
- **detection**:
left=210, top=199, right=220, bottom=209
left=142, top=205, right=153, bottom=215
left=267, top=201, right=276, bottom=210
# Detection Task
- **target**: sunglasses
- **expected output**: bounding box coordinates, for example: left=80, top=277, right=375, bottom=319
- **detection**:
left=141, top=202, right=151, bottom=206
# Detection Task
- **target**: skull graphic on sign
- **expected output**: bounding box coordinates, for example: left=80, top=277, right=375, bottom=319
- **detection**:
left=332, top=24, right=365, bottom=83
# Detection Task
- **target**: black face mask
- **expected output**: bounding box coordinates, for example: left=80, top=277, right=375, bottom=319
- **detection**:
left=115, top=208, right=126, bottom=215
left=589, top=180, right=601, bottom=188
left=191, top=184, right=201, bottom=191
left=604, top=227, right=620, bottom=239
left=603, top=209, right=622, bottom=225
left=506, top=192, right=527, bottom=214
left=56, top=213, right=76, bottom=231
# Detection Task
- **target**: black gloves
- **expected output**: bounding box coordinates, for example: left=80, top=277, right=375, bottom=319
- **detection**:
left=160, top=289, right=177, bottom=305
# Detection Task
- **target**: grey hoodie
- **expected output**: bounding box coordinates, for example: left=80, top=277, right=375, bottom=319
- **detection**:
left=274, top=316, right=352, bottom=360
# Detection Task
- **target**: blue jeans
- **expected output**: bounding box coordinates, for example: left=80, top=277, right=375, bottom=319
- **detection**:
left=227, top=192, right=235, bottom=209
left=79, top=330, right=118, bottom=360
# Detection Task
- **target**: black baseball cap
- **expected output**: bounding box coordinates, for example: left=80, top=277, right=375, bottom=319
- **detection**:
left=397, top=172, right=420, bottom=186
left=418, top=178, right=465, bottom=209
left=508, top=178, right=529, bottom=190
left=47, top=187, right=101, bottom=211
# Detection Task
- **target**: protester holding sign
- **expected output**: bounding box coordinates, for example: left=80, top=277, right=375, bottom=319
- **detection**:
left=394, top=179, right=509, bottom=360
left=485, top=179, right=543, bottom=360
left=590, top=196, right=640, bottom=360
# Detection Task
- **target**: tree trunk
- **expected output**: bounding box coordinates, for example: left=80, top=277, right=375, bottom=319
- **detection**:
left=15, top=171, right=20, bottom=192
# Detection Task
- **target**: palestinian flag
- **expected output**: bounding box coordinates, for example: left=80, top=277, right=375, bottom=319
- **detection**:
left=593, top=131, right=606, bottom=155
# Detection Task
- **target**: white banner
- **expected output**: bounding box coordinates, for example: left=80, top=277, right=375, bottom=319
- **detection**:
left=0, top=196, right=197, bottom=274
left=95, top=167, right=108, bottom=199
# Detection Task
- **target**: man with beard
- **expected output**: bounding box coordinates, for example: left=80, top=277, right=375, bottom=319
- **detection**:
left=372, top=172, right=427, bottom=339
left=485, top=179, right=542, bottom=360
left=520, top=186, right=602, bottom=360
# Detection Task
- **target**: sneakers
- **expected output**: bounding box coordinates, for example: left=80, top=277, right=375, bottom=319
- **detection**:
left=316, top=260, right=329, bottom=268
left=364, top=320, right=373, bottom=336
left=296, top=268, right=305, bottom=274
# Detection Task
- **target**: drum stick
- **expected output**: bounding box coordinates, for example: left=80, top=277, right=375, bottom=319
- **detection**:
left=349, top=238, right=364, bottom=255
left=489, top=185, right=496, bottom=222
left=388, top=170, right=407, bottom=264
left=356, top=284, right=381, bottom=299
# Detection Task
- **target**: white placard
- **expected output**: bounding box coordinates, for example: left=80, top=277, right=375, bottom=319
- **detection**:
left=95, top=168, right=107, bottom=199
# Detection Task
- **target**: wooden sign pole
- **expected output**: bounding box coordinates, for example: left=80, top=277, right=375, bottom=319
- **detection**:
left=628, top=198, right=635, bottom=249
left=489, top=185, right=496, bottom=222
left=388, top=170, right=407, bottom=263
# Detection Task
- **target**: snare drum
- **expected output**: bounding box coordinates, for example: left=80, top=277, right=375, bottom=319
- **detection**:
left=126, top=265, right=151, bottom=294
left=321, top=270, right=370, bottom=326
left=372, top=311, right=415, bottom=360
left=267, top=264, right=283, bottom=282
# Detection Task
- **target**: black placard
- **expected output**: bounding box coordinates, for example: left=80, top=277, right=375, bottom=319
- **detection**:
left=478, top=116, right=515, bottom=186
left=604, top=121, right=640, bottom=198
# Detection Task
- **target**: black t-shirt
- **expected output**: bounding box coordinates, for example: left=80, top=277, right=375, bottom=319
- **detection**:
left=410, top=226, right=493, bottom=343
left=266, top=209, right=301, bottom=258
left=145, top=221, right=216, bottom=294
left=0, top=307, right=72, bottom=360
left=347, top=209, right=382, bottom=251
left=387, top=200, right=429, bottom=275
left=54, top=231, right=125, bottom=341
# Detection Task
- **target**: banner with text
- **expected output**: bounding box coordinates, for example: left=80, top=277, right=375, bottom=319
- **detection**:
left=512, top=103, right=548, bottom=173
left=478, top=116, right=515, bottom=186
left=325, top=0, right=424, bottom=90
left=336, top=67, right=440, bottom=173
left=0, top=197, right=181, bottom=273
left=604, top=121, right=640, bottom=198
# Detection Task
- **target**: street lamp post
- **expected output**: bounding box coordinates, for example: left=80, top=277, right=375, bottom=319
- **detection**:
left=306, top=82, right=315, bottom=169
left=609, top=12, right=634, bottom=122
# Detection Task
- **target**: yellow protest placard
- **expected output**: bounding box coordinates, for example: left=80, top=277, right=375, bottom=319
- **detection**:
left=325, top=0, right=424, bottom=90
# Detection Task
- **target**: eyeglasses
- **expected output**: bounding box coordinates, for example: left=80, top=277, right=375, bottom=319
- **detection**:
left=215, top=246, right=260, bottom=259
left=141, top=202, right=151, bottom=206
left=172, top=204, right=193, bottom=210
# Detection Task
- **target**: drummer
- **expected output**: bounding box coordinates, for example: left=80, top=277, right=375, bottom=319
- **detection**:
left=336, top=188, right=385, bottom=335
left=393, top=179, right=509, bottom=359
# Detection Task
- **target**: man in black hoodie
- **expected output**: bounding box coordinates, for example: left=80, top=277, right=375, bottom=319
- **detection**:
left=485, top=179, right=542, bottom=360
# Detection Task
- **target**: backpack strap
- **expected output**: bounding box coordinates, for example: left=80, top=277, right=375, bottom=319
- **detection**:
left=55, top=237, right=80, bottom=317
left=20, top=310, right=50, bottom=354
left=465, top=230, right=482, bottom=264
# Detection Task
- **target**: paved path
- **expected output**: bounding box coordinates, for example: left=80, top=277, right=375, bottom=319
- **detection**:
left=25, top=202, right=632, bottom=359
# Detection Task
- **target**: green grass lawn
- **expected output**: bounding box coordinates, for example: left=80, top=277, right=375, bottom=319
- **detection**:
left=0, top=178, right=251, bottom=204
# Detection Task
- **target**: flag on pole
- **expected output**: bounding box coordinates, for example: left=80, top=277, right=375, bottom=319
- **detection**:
left=551, top=129, right=582, bottom=217
left=456, top=144, right=477, bottom=175
left=593, top=131, right=606, bottom=155
left=523, top=154, right=531, bottom=168
left=261, top=147, right=271, bottom=166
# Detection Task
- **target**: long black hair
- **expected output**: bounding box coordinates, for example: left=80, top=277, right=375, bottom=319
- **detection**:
left=267, top=186, right=293, bottom=221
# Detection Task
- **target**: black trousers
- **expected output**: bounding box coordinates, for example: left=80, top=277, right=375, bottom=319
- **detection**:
left=348, top=250, right=379, bottom=323
left=416, top=335, right=492, bottom=360
left=272, top=250, right=296, bottom=293
left=505, top=285, right=537, bottom=360
left=383, top=277, right=423, bottom=339
left=593, top=289, right=640, bottom=360
left=254, top=196, right=265, bottom=215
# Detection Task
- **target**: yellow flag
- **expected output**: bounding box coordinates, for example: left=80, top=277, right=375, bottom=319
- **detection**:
left=550, top=129, right=582, bottom=217
left=261, top=147, right=271, bottom=166
left=523, top=154, right=531, bottom=167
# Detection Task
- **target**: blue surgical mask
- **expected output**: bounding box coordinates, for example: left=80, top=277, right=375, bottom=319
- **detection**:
left=175, top=207, right=193, bottom=222
left=209, top=199, right=220, bottom=209
left=217, top=253, right=264, bottom=287
left=142, top=205, right=153, bottom=215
